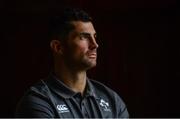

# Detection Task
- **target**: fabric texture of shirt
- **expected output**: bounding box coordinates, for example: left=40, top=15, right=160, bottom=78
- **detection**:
left=15, top=73, right=129, bottom=118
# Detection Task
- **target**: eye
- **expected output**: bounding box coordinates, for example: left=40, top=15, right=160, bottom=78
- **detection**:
left=79, top=33, right=91, bottom=40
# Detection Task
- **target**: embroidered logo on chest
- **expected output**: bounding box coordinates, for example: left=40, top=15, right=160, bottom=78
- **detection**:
left=56, top=104, right=70, bottom=113
left=99, top=99, right=111, bottom=112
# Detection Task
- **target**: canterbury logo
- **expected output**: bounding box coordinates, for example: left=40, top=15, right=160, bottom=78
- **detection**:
left=57, top=104, right=70, bottom=113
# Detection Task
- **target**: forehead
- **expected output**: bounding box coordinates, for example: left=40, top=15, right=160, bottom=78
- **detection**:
left=70, top=21, right=96, bottom=34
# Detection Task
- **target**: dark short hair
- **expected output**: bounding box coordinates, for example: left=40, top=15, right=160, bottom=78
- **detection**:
left=48, top=8, right=92, bottom=41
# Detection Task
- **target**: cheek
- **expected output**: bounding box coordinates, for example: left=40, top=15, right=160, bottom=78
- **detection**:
left=73, top=41, right=89, bottom=54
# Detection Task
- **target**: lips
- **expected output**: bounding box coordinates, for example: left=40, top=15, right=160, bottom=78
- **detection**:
left=87, top=53, right=97, bottom=58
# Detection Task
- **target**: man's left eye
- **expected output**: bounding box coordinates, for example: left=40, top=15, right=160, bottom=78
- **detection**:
left=80, top=34, right=90, bottom=40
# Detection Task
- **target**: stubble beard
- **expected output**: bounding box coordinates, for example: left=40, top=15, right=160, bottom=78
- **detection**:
left=63, top=53, right=97, bottom=71
left=81, top=56, right=97, bottom=70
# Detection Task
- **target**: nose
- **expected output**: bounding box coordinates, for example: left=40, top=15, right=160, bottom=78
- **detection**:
left=89, top=37, right=99, bottom=49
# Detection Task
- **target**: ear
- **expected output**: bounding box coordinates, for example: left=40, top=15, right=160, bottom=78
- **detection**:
left=50, top=40, right=63, bottom=54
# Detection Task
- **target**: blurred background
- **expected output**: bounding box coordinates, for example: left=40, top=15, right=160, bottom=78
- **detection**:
left=1, top=0, right=179, bottom=117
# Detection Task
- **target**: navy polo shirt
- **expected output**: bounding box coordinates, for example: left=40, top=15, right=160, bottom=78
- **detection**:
left=15, top=74, right=129, bottom=118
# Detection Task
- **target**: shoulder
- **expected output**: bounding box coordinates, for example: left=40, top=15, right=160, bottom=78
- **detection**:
left=89, top=79, right=121, bottom=99
left=90, top=79, right=117, bottom=95
left=17, top=79, right=52, bottom=106
left=28, top=79, right=50, bottom=98
left=88, top=79, right=129, bottom=117
left=15, top=80, right=55, bottom=117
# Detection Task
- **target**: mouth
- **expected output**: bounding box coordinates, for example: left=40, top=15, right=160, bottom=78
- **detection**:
left=87, top=53, right=97, bottom=59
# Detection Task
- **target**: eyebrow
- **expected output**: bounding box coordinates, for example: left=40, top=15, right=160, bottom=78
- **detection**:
left=79, top=32, right=97, bottom=37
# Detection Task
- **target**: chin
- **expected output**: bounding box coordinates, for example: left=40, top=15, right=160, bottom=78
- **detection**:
left=80, top=58, right=97, bottom=70
left=87, top=62, right=97, bottom=69
left=82, top=61, right=96, bottom=70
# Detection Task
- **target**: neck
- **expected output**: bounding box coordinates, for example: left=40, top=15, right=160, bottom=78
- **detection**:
left=54, top=62, right=87, bottom=95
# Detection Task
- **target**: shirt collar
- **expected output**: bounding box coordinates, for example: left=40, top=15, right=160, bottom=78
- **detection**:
left=46, top=73, right=98, bottom=99
left=86, top=78, right=98, bottom=98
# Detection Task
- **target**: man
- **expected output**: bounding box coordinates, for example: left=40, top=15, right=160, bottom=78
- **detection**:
left=15, top=8, right=129, bottom=118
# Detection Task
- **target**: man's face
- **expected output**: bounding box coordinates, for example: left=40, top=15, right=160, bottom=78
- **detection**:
left=62, top=21, right=98, bottom=71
